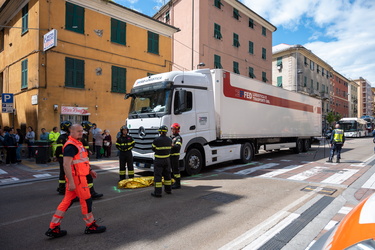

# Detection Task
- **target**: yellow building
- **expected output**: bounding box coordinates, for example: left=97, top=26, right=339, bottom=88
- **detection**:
left=0, top=0, right=178, bottom=138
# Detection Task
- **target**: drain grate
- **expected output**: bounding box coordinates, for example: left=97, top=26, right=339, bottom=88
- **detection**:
left=301, top=185, right=337, bottom=195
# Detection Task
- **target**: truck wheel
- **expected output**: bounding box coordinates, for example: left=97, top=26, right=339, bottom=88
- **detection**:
left=240, top=142, right=254, bottom=163
left=184, top=148, right=203, bottom=176
left=293, top=139, right=303, bottom=154
left=302, top=139, right=311, bottom=152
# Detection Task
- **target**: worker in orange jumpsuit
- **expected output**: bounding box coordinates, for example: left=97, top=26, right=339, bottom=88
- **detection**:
left=45, top=124, right=106, bottom=238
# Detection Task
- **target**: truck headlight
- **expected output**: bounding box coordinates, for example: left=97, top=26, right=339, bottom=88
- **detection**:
left=345, top=239, right=375, bottom=250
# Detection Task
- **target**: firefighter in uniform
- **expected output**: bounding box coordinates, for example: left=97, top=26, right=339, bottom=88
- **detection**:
left=170, top=123, right=182, bottom=189
left=327, top=124, right=345, bottom=163
left=81, top=121, right=103, bottom=199
left=46, top=124, right=106, bottom=238
left=55, top=121, right=72, bottom=195
left=151, top=125, right=172, bottom=197
left=115, top=126, right=135, bottom=180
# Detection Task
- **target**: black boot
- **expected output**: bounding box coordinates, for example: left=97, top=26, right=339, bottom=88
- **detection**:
left=326, top=157, right=333, bottom=163
left=84, top=221, right=106, bottom=234
left=336, top=158, right=340, bottom=163
left=151, top=187, right=162, bottom=197
left=45, top=226, right=67, bottom=238
left=171, top=178, right=181, bottom=189
left=90, top=186, right=103, bottom=200
left=56, top=183, right=65, bottom=195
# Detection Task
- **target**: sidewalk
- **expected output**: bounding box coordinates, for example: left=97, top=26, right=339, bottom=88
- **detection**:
left=0, top=155, right=120, bottom=186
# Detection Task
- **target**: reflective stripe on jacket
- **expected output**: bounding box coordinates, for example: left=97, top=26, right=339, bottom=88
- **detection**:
left=63, top=136, right=90, bottom=176
left=170, top=134, right=182, bottom=157
left=152, top=134, right=172, bottom=159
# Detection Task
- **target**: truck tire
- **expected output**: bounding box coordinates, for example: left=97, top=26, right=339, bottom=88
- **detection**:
left=302, top=139, right=311, bottom=152
left=293, top=139, right=303, bottom=154
left=184, top=148, right=203, bottom=176
left=240, top=142, right=254, bottom=163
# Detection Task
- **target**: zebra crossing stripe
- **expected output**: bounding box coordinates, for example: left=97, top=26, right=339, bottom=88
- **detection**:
left=0, top=169, right=8, bottom=175
left=260, top=165, right=304, bottom=178
left=361, top=172, right=375, bottom=189
left=215, top=162, right=260, bottom=172
left=288, top=166, right=327, bottom=181
left=234, top=163, right=279, bottom=175
left=322, top=169, right=358, bottom=185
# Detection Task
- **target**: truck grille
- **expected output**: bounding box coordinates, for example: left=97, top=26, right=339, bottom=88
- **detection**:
left=128, top=128, right=159, bottom=154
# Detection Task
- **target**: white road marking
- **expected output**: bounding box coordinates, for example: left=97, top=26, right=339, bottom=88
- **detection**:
left=338, top=206, right=353, bottom=215
left=33, top=174, right=52, bottom=178
left=288, top=166, right=326, bottom=181
left=0, top=169, right=8, bottom=175
left=324, top=220, right=338, bottom=231
left=321, top=169, right=358, bottom=185
left=215, top=162, right=260, bottom=172
left=260, top=165, right=304, bottom=178
left=361, top=172, right=375, bottom=189
left=234, top=163, right=279, bottom=175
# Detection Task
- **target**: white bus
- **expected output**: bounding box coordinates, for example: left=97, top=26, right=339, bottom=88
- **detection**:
left=338, top=118, right=368, bottom=137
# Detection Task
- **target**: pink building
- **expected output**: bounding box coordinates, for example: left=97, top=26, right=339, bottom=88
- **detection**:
left=154, top=0, right=276, bottom=83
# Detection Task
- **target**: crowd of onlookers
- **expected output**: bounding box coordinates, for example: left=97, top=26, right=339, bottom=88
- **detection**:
left=0, top=123, right=115, bottom=165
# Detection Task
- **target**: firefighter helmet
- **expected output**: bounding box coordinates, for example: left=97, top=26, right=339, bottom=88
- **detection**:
left=171, top=123, right=181, bottom=132
left=81, top=121, right=93, bottom=131
left=120, top=125, right=128, bottom=131
left=158, top=125, right=168, bottom=133
left=60, top=121, right=72, bottom=132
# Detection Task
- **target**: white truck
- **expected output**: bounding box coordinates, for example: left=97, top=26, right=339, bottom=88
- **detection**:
left=125, top=69, right=322, bottom=175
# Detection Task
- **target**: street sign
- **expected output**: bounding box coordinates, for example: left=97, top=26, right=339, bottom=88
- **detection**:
left=1, top=93, right=14, bottom=113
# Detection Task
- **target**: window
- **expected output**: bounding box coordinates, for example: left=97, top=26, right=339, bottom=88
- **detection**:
left=310, top=61, right=315, bottom=71
left=65, top=2, right=84, bottom=34
left=21, top=59, right=28, bottom=88
left=304, top=76, right=307, bottom=87
left=248, top=41, right=254, bottom=54
left=214, top=54, right=222, bottom=69
left=165, top=11, right=170, bottom=22
left=233, top=33, right=240, bottom=47
left=322, top=68, right=325, bottom=76
left=233, top=61, right=239, bottom=74
left=249, top=67, right=255, bottom=78
left=311, top=79, right=313, bottom=89
left=111, top=18, right=126, bottom=45
left=214, top=0, right=223, bottom=9
left=317, top=65, right=320, bottom=73
left=277, top=57, right=282, bottom=67
left=147, top=31, right=159, bottom=54
left=262, top=26, right=266, bottom=36
left=249, top=18, right=254, bottom=28
left=233, top=8, right=241, bottom=20
left=277, top=76, right=282, bottom=87
left=65, top=57, right=84, bottom=88
left=304, top=57, right=308, bottom=66
left=174, top=91, right=193, bottom=114
left=214, top=23, right=222, bottom=39
left=111, top=66, right=126, bottom=93
left=22, top=4, right=28, bottom=34
left=0, top=29, right=4, bottom=52
left=262, top=48, right=266, bottom=59
left=262, top=72, right=267, bottom=82
left=317, top=82, right=319, bottom=90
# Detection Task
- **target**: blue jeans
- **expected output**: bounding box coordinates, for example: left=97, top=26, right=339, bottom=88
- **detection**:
left=330, top=143, right=343, bottom=160
left=95, top=146, right=102, bottom=159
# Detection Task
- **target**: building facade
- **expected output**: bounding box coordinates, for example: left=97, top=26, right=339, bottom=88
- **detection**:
left=354, top=77, right=373, bottom=117
left=0, top=0, right=178, bottom=138
left=154, top=0, right=276, bottom=83
left=348, top=80, right=359, bottom=118
left=272, top=44, right=333, bottom=129
left=330, top=70, right=349, bottom=118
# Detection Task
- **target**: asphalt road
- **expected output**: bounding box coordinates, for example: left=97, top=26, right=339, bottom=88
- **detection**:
left=1, top=137, right=374, bottom=250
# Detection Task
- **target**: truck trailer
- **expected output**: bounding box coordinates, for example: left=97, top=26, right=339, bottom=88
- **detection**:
left=125, top=69, right=322, bottom=175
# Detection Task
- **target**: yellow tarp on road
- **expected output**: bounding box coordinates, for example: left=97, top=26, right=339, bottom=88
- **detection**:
left=118, top=177, right=174, bottom=189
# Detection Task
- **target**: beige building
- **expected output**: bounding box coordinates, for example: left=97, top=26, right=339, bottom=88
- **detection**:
left=354, top=77, right=373, bottom=117
left=154, top=0, right=276, bottom=83
left=0, top=0, right=178, bottom=139
left=272, top=44, right=333, bottom=129
left=348, top=80, right=359, bottom=117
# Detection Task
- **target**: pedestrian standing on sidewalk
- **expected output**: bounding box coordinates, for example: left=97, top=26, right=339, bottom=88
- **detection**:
left=49, top=127, right=60, bottom=161
left=40, top=128, right=49, bottom=141
left=103, top=130, right=112, bottom=158
left=45, top=124, right=106, bottom=238
left=15, top=129, right=23, bottom=162
left=327, top=124, right=345, bottom=163
left=91, top=123, right=98, bottom=154
left=25, top=126, right=35, bottom=158
left=94, top=128, right=105, bottom=160
left=115, top=126, right=135, bottom=180
left=3, top=126, right=17, bottom=165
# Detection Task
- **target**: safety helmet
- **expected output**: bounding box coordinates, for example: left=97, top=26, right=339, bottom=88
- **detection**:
left=81, top=121, right=93, bottom=131
left=158, top=125, right=168, bottom=133
left=171, top=123, right=181, bottom=132
left=60, top=121, right=72, bottom=132
left=120, top=125, right=128, bottom=131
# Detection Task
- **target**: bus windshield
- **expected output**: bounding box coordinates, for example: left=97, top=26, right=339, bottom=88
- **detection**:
left=339, top=122, right=357, bottom=132
left=128, top=82, right=172, bottom=119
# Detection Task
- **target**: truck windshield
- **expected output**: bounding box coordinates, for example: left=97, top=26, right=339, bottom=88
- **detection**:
left=128, top=82, right=172, bottom=119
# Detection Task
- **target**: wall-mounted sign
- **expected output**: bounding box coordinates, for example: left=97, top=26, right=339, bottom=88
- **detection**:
left=1, top=93, right=14, bottom=113
left=31, top=95, right=38, bottom=105
left=61, top=106, right=90, bottom=115
left=43, top=29, right=57, bottom=51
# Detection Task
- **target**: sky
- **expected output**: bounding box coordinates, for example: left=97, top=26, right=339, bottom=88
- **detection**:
left=113, top=0, right=375, bottom=85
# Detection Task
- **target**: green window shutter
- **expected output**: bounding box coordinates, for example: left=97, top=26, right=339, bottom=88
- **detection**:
left=111, top=18, right=126, bottom=45
left=249, top=67, right=255, bottom=78
left=233, top=33, right=240, bottom=47
left=233, top=61, right=239, bottom=74
left=22, top=4, right=28, bottom=34
left=65, top=57, right=84, bottom=88
left=214, top=0, right=223, bottom=9
left=214, top=54, right=222, bottom=69
left=277, top=76, right=282, bottom=87
left=262, top=26, right=266, bottom=36
left=304, top=76, right=307, bottom=87
left=277, top=57, right=282, bottom=66
left=249, top=18, right=254, bottom=28
left=66, top=2, right=84, bottom=34
left=21, top=59, right=28, bottom=88
left=75, top=59, right=84, bottom=88
left=248, top=41, right=254, bottom=54
left=214, top=23, right=222, bottom=39
left=112, top=66, right=126, bottom=93
left=148, top=31, right=159, bottom=54
left=262, top=48, right=266, bottom=59
left=233, top=8, right=241, bottom=19
left=262, top=72, right=267, bottom=82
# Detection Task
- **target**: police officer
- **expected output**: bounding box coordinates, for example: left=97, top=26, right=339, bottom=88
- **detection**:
left=115, top=126, right=135, bottom=180
left=55, top=121, right=72, bottom=195
left=170, top=123, right=182, bottom=189
left=151, top=125, right=172, bottom=197
left=327, top=124, right=345, bottom=163
left=81, top=121, right=103, bottom=199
